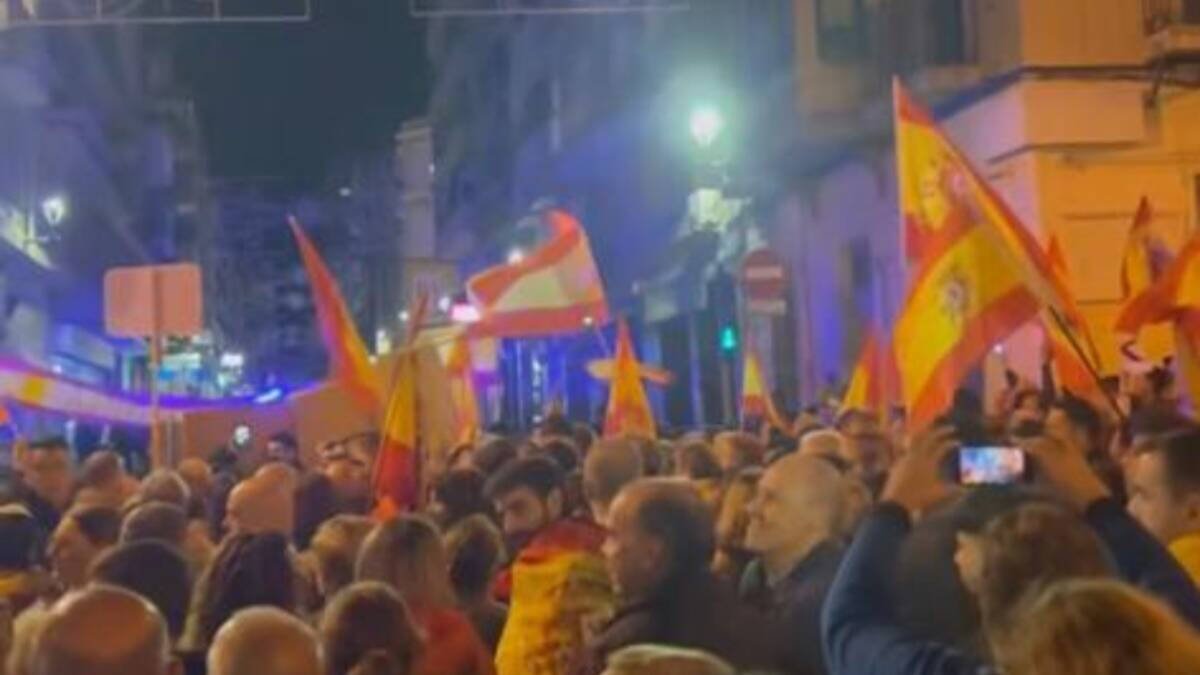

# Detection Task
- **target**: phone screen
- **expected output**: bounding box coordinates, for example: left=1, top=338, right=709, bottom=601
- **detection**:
left=959, top=446, right=1026, bottom=485
left=232, top=424, right=251, bottom=447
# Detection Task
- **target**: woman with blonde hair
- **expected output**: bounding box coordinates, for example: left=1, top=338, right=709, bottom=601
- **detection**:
left=999, top=578, right=1200, bottom=675
left=357, top=515, right=495, bottom=675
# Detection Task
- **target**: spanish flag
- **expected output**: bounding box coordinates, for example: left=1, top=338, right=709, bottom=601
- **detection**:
left=444, top=336, right=481, bottom=445
left=372, top=350, right=420, bottom=519
left=289, top=217, right=381, bottom=416
left=1119, top=197, right=1157, bottom=300
left=1116, top=234, right=1200, bottom=407
left=603, top=320, right=656, bottom=439
left=840, top=327, right=900, bottom=420
left=1043, top=234, right=1104, bottom=403
left=468, top=209, right=609, bottom=338
left=741, top=350, right=788, bottom=431
left=892, top=82, right=1051, bottom=429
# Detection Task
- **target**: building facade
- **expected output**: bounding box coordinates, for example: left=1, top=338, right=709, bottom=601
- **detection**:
left=780, top=0, right=1200, bottom=405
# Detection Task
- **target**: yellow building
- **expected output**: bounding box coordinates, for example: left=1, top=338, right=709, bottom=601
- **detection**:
left=780, top=0, right=1200, bottom=403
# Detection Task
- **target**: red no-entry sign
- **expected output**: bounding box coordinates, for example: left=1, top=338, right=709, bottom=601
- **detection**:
left=741, top=248, right=788, bottom=315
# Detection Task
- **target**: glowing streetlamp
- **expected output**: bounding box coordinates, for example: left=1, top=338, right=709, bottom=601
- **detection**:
left=689, top=105, right=724, bottom=149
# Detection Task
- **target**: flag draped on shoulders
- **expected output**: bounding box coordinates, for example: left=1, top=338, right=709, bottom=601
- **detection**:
left=840, top=328, right=900, bottom=419
left=468, top=209, right=609, bottom=338
left=602, top=320, right=657, bottom=439
left=494, top=519, right=612, bottom=675
left=891, top=81, right=1064, bottom=430
left=740, top=350, right=788, bottom=431
left=289, top=217, right=381, bottom=416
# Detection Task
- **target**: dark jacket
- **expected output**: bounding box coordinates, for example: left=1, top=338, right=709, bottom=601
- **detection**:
left=574, top=567, right=794, bottom=674
left=821, top=498, right=1200, bottom=675
left=740, top=540, right=844, bottom=675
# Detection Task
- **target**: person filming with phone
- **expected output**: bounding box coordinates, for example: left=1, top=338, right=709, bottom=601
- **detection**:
left=821, top=412, right=1200, bottom=675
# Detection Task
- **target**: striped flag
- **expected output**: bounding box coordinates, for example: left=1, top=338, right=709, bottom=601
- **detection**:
left=289, top=217, right=381, bottom=416
left=602, top=320, right=656, bottom=439
left=840, top=328, right=900, bottom=420
left=373, top=350, right=419, bottom=519
left=445, top=336, right=481, bottom=445
left=741, top=350, right=788, bottom=431
left=1043, top=234, right=1104, bottom=403
left=892, top=81, right=1064, bottom=429
left=467, top=210, right=609, bottom=338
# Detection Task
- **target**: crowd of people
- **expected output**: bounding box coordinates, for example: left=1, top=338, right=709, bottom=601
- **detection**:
left=2, top=370, right=1200, bottom=675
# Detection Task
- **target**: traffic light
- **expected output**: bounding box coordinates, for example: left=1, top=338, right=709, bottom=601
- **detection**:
left=719, top=325, right=738, bottom=354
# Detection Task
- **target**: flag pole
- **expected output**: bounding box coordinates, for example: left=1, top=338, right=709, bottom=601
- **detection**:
left=1046, top=306, right=1127, bottom=424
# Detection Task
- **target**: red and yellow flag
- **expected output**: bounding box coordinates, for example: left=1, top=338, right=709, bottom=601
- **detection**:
left=602, top=320, right=656, bottom=439
left=373, top=351, right=419, bottom=520
left=892, top=81, right=1056, bottom=429
left=1116, top=234, right=1200, bottom=407
left=741, top=350, right=788, bottom=431
left=1120, top=197, right=1157, bottom=300
left=445, top=336, right=481, bottom=446
left=1043, top=235, right=1104, bottom=403
left=468, top=209, right=609, bottom=338
left=289, top=217, right=381, bottom=416
left=840, top=328, right=900, bottom=420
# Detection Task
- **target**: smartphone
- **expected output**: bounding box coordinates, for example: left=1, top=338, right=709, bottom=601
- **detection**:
left=958, top=446, right=1027, bottom=485
left=232, top=423, right=252, bottom=448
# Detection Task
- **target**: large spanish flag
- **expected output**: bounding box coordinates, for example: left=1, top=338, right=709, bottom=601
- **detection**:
left=840, top=328, right=900, bottom=420
left=468, top=209, right=609, bottom=338
left=741, top=350, right=788, bottom=431
left=1043, top=234, right=1104, bottom=403
left=1119, top=197, right=1157, bottom=300
left=892, top=81, right=1050, bottom=429
left=289, top=217, right=382, bottom=416
left=602, top=320, right=656, bottom=439
left=372, top=350, right=420, bottom=519
left=1116, top=234, right=1200, bottom=407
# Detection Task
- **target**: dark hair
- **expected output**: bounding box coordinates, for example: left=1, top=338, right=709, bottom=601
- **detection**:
left=444, top=514, right=505, bottom=599
left=268, top=431, right=299, bottom=449
left=540, top=439, right=581, bottom=474
left=433, top=468, right=492, bottom=529
left=196, top=532, right=296, bottom=645
left=79, top=451, right=124, bottom=488
left=539, top=413, right=574, bottom=439
left=66, top=505, right=122, bottom=547
left=979, top=503, right=1113, bottom=634
left=1136, top=426, right=1200, bottom=496
left=484, top=456, right=564, bottom=501
left=1129, top=406, right=1192, bottom=438
left=472, top=438, right=518, bottom=477
left=120, top=501, right=187, bottom=545
left=294, top=473, right=339, bottom=550
left=675, top=441, right=722, bottom=481
left=571, top=423, right=596, bottom=456
left=1052, top=395, right=1103, bottom=452
left=1013, top=388, right=1046, bottom=412
left=0, top=509, right=41, bottom=570
left=1148, top=366, right=1175, bottom=398
left=91, top=540, right=191, bottom=639
left=630, top=479, right=715, bottom=575
left=27, top=436, right=69, bottom=454
left=321, top=581, right=422, bottom=675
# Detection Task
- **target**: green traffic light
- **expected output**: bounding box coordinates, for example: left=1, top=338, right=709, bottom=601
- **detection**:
left=719, top=325, right=738, bottom=352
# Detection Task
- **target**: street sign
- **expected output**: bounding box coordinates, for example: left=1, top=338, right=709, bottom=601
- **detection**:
left=740, top=248, right=788, bottom=316
left=104, top=263, right=203, bottom=337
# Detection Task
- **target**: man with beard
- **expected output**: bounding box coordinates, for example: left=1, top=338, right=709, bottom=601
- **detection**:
left=486, top=456, right=612, bottom=675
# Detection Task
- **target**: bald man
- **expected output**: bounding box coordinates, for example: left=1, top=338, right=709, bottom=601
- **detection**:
left=798, top=429, right=850, bottom=467
left=582, top=438, right=644, bottom=525
left=742, top=454, right=847, bottom=675
left=207, top=607, right=322, bottom=675
left=577, top=479, right=792, bottom=675
left=30, top=585, right=177, bottom=675
left=225, top=463, right=297, bottom=537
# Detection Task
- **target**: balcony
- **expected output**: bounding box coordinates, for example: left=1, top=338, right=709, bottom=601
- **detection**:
left=1145, top=0, right=1200, bottom=61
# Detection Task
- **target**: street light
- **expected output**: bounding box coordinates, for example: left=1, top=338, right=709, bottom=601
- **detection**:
left=689, top=105, right=724, bottom=149
left=41, top=194, right=68, bottom=226
left=507, top=247, right=526, bottom=264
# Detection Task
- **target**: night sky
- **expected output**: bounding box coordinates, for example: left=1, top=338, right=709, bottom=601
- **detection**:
left=174, top=0, right=430, bottom=186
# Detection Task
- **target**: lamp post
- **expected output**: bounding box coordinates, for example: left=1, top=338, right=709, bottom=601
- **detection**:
left=689, top=105, right=725, bottom=149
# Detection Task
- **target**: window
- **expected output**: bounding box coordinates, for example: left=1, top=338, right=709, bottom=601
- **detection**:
left=816, top=0, right=866, bottom=64
left=926, top=0, right=970, bottom=65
